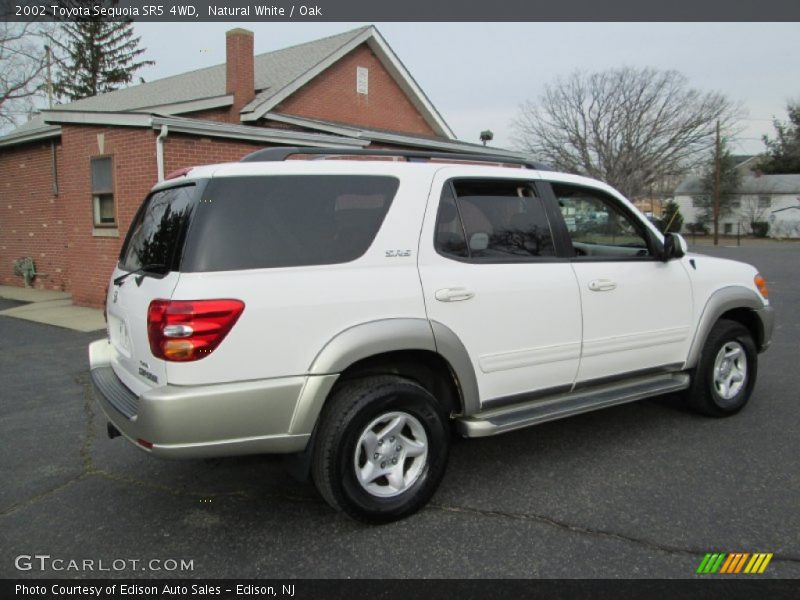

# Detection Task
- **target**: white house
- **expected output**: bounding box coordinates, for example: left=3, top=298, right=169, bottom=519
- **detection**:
left=674, top=172, right=800, bottom=239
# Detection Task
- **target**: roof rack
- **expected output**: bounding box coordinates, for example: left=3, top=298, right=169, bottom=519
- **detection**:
left=239, top=146, right=548, bottom=170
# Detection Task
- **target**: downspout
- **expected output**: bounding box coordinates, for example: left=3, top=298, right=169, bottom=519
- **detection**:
left=156, top=124, right=168, bottom=182
left=50, top=139, right=58, bottom=196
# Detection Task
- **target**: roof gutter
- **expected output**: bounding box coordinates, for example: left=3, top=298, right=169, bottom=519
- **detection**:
left=0, top=125, right=61, bottom=148
left=264, top=112, right=530, bottom=158
left=150, top=115, right=369, bottom=148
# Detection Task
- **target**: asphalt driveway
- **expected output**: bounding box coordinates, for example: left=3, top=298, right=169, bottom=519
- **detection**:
left=1, top=244, right=798, bottom=579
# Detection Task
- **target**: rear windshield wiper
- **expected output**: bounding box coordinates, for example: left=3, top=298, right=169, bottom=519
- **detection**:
left=113, top=264, right=166, bottom=286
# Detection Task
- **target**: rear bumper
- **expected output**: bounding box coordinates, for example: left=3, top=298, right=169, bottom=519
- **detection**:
left=88, top=339, right=337, bottom=459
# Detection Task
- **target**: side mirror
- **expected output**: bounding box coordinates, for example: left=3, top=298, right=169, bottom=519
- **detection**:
left=661, top=233, right=686, bottom=262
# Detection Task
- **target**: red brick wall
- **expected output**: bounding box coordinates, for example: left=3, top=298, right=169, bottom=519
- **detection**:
left=0, top=139, right=67, bottom=291
left=57, top=126, right=159, bottom=306
left=276, top=43, right=438, bottom=137
left=162, top=133, right=266, bottom=174
left=181, top=107, right=232, bottom=123
left=63, top=129, right=272, bottom=306
left=226, top=28, right=255, bottom=122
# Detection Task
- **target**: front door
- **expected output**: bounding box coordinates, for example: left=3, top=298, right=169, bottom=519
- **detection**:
left=545, top=181, right=693, bottom=384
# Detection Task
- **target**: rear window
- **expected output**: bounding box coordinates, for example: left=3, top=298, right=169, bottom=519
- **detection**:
left=180, top=175, right=399, bottom=272
left=119, top=184, right=198, bottom=273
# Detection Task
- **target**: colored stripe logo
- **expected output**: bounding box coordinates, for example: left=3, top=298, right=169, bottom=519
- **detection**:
left=696, top=552, right=773, bottom=574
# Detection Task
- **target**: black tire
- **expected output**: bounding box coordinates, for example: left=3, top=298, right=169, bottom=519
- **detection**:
left=311, top=375, right=449, bottom=523
left=686, top=319, right=758, bottom=417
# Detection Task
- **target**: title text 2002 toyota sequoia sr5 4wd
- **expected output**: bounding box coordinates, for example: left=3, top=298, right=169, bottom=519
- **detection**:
left=89, top=147, right=773, bottom=523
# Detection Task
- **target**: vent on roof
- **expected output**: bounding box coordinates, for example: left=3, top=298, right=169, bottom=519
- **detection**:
left=356, top=67, right=368, bottom=95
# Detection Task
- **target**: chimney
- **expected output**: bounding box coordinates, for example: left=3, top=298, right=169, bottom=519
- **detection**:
left=226, top=28, right=255, bottom=122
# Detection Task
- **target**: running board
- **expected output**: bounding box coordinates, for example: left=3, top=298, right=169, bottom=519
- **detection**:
left=457, top=372, right=690, bottom=438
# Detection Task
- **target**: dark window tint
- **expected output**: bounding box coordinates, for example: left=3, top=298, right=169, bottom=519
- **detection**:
left=435, top=179, right=555, bottom=260
left=181, top=175, right=399, bottom=272
left=119, top=184, right=198, bottom=273
left=434, top=185, right=468, bottom=257
left=552, top=183, right=652, bottom=258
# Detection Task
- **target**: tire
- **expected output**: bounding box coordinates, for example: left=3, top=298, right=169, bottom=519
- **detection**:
left=686, top=319, right=758, bottom=417
left=311, top=375, right=449, bottom=523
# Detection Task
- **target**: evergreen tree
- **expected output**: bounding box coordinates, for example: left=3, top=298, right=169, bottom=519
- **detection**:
left=757, top=104, right=800, bottom=174
left=691, top=138, right=741, bottom=228
left=51, top=20, right=153, bottom=102
left=661, top=201, right=684, bottom=233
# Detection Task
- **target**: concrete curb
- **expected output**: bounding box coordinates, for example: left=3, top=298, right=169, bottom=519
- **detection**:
left=0, top=285, right=105, bottom=332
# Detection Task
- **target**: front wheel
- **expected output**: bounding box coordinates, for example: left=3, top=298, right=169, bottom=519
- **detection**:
left=686, top=319, right=758, bottom=417
left=311, top=375, right=449, bottom=523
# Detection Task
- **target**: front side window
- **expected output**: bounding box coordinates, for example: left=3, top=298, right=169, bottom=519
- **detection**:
left=434, top=179, right=555, bottom=261
left=552, top=183, right=653, bottom=259
left=91, top=156, right=115, bottom=227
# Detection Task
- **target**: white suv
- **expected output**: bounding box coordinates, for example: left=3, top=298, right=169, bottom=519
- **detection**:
left=89, top=147, right=773, bottom=523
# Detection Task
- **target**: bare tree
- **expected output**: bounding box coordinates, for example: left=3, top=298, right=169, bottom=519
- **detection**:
left=740, top=197, right=769, bottom=233
left=0, top=22, right=53, bottom=131
left=513, top=67, right=739, bottom=199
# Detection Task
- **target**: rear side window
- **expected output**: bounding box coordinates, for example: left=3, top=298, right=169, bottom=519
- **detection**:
left=435, top=179, right=555, bottom=261
left=181, top=175, right=399, bottom=272
left=119, top=184, right=198, bottom=273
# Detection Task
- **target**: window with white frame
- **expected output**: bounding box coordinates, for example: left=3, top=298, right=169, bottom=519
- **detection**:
left=758, top=195, right=772, bottom=209
left=729, top=195, right=741, bottom=209
left=91, top=156, right=115, bottom=227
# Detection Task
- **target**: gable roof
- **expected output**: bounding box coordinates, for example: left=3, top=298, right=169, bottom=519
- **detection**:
left=238, top=26, right=455, bottom=139
left=55, top=27, right=370, bottom=115
left=0, top=26, right=455, bottom=144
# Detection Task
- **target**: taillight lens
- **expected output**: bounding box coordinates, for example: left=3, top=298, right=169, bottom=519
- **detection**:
left=754, top=274, right=769, bottom=299
left=147, top=299, right=245, bottom=362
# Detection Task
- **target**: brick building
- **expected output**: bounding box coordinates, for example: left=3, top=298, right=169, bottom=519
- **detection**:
left=0, top=26, right=523, bottom=306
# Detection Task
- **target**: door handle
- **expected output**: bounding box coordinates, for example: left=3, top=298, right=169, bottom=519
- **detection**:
left=588, top=279, right=617, bottom=292
left=435, top=287, right=475, bottom=302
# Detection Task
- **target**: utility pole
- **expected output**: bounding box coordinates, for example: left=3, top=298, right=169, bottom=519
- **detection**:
left=44, top=44, right=53, bottom=108
left=713, top=120, right=721, bottom=246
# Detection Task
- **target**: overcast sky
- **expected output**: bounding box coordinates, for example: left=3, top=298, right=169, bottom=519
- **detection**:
left=134, top=22, right=800, bottom=155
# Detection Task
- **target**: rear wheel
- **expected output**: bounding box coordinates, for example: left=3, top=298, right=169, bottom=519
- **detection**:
left=686, top=319, right=757, bottom=417
left=312, top=375, right=449, bottom=523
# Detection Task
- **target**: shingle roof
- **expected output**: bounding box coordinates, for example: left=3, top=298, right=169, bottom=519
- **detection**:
left=0, top=115, right=60, bottom=148
left=0, top=25, right=458, bottom=146
left=675, top=174, right=800, bottom=195
left=46, top=26, right=369, bottom=114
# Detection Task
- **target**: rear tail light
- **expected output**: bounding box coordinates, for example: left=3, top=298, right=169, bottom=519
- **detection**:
left=147, top=299, right=245, bottom=362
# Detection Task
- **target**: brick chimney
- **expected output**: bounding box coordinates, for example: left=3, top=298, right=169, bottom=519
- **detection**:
left=226, top=28, right=255, bottom=122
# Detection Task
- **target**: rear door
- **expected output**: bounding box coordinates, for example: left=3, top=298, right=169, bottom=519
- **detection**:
left=106, top=182, right=200, bottom=396
left=418, top=171, right=583, bottom=405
